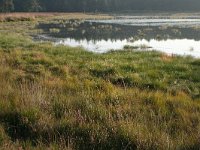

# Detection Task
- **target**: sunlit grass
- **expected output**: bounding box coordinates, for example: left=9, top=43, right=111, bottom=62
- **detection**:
left=0, top=16, right=200, bottom=149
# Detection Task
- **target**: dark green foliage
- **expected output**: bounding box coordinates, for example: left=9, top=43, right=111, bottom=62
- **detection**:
left=0, top=0, right=14, bottom=12
left=1, top=0, right=200, bottom=12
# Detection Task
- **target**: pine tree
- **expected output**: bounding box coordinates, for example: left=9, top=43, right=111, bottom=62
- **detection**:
left=29, top=0, right=41, bottom=12
left=2, top=0, right=14, bottom=12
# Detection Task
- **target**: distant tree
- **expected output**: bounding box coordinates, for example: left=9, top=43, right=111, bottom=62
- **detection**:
left=5, top=0, right=200, bottom=12
left=29, top=0, right=42, bottom=12
left=1, top=0, right=14, bottom=12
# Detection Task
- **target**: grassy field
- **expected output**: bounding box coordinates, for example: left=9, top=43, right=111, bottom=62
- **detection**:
left=0, top=13, right=200, bottom=150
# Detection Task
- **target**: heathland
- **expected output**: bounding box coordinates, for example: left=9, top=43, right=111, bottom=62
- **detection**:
left=0, top=13, right=200, bottom=150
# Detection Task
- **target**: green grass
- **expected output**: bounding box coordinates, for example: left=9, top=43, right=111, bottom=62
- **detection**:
left=0, top=17, right=200, bottom=149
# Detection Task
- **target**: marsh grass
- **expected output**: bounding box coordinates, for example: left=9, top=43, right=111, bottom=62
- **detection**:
left=0, top=13, right=112, bottom=22
left=0, top=17, right=200, bottom=149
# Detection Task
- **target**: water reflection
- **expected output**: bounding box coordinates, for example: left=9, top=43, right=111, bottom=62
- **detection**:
left=133, top=39, right=200, bottom=57
left=91, top=18, right=200, bottom=27
left=55, top=38, right=132, bottom=53
left=36, top=17, right=200, bottom=57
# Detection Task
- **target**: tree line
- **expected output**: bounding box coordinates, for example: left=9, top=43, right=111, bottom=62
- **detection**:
left=1, top=0, right=200, bottom=12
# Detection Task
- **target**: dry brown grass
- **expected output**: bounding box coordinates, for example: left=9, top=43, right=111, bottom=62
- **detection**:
left=160, top=53, right=174, bottom=62
left=0, top=12, right=112, bottom=22
left=0, top=12, right=53, bottom=21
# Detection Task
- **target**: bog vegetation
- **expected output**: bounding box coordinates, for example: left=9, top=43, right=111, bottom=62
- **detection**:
left=0, top=13, right=200, bottom=149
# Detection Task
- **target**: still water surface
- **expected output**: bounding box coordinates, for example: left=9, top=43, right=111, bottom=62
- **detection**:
left=36, top=15, right=200, bottom=57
